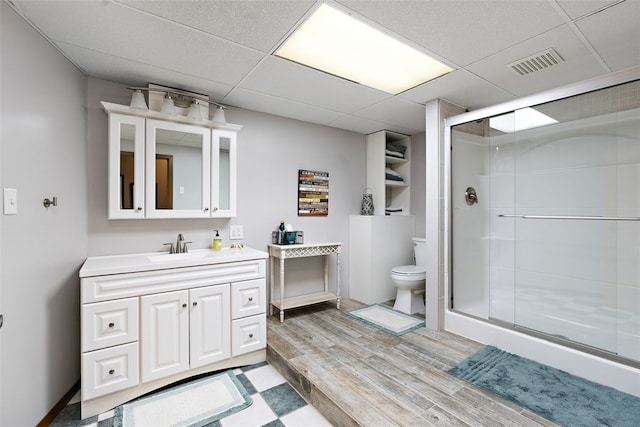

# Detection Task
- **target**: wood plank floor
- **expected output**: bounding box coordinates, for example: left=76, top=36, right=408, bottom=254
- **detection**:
left=266, top=299, right=559, bottom=427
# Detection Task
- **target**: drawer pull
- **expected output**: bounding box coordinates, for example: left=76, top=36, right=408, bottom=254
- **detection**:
left=109, top=369, right=115, bottom=375
left=193, top=301, right=198, bottom=306
left=108, top=322, right=115, bottom=328
left=182, top=303, right=187, bottom=308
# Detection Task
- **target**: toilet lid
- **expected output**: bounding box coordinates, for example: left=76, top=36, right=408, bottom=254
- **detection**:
left=392, top=265, right=426, bottom=275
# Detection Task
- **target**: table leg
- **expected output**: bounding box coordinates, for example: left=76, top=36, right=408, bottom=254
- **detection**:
left=269, top=255, right=274, bottom=317
left=336, top=252, right=341, bottom=310
left=323, top=255, right=329, bottom=293
left=279, top=258, right=285, bottom=323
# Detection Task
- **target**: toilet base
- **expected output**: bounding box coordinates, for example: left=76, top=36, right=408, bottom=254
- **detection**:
left=393, top=288, right=425, bottom=315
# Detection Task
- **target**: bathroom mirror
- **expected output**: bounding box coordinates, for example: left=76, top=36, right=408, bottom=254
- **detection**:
left=145, top=119, right=211, bottom=218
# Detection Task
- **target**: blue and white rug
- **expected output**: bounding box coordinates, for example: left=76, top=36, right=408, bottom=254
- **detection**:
left=118, top=370, right=252, bottom=427
left=346, top=304, right=424, bottom=335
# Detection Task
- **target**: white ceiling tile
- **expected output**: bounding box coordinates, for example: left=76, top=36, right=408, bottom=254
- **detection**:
left=15, top=0, right=263, bottom=85
left=238, top=57, right=391, bottom=113
left=575, top=0, right=640, bottom=71
left=353, top=97, right=426, bottom=133
left=337, top=0, right=566, bottom=66
left=400, top=69, right=516, bottom=110
left=56, top=42, right=234, bottom=102
left=328, top=115, right=395, bottom=135
left=556, top=0, right=620, bottom=19
left=466, top=25, right=607, bottom=97
left=224, top=88, right=345, bottom=127
left=118, top=0, right=316, bottom=53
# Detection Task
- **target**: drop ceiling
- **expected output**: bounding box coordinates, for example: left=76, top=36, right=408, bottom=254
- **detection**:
left=7, top=0, right=640, bottom=135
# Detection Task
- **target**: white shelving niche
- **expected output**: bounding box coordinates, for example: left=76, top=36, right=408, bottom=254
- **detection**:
left=366, top=130, right=411, bottom=216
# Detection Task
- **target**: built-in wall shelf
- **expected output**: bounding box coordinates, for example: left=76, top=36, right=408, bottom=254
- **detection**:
left=366, top=130, right=411, bottom=215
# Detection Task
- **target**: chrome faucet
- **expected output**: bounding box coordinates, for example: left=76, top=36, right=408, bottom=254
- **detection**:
left=176, top=233, right=184, bottom=253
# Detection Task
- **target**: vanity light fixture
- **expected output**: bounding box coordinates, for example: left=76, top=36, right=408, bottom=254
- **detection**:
left=187, top=99, right=203, bottom=121
left=160, top=93, right=176, bottom=115
left=126, top=87, right=227, bottom=123
left=129, top=89, right=148, bottom=110
left=275, top=4, right=453, bottom=94
left=212, top=106, right=226, bottom=124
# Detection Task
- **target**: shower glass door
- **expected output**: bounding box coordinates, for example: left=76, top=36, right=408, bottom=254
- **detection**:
left=451, top=80, right=640, bottom=364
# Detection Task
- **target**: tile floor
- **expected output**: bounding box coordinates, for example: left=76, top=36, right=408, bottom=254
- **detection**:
left=50, top=362, right=332, bottom=427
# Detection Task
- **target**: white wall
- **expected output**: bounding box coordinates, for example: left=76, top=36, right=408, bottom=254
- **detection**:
left=0, top=3, right=88, bottom=425
left=410, top=132, right=426, bottom=237
left=86, top=78, right=365, bottom=300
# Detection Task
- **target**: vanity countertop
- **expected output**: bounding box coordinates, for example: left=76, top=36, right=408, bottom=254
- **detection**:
left=80, top=247, right=268, bottom=277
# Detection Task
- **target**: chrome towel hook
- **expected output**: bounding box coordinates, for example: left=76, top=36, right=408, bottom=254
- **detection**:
left=43, top=197, right=58, bottom=208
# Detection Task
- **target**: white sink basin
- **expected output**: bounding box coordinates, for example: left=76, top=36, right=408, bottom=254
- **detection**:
left=147, top=251, right=214, bottom=263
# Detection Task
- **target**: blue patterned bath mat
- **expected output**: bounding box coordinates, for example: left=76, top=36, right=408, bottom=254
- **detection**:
left=449, top=345, right=640, bottom=427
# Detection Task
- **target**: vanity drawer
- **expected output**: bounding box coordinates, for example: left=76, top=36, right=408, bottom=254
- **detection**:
left=82, top=298, right=138, bottom=352
left=231, top=279, right=265, bottom=319
left=82, top=342, right=139, bottom=400
left=232, top=315, right=266, bottom=357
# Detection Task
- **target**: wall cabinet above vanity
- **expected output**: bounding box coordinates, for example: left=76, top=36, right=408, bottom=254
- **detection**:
left=102, top=102, right=240, bottom=219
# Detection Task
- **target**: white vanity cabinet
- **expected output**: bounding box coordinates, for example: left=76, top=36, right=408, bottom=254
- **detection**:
left=102, top=102, right=240, bottom=219
left=79, top=248, right=267, bottom=419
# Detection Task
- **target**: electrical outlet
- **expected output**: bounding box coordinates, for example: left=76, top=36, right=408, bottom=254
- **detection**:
left=230, top=225, right=243, bottom=240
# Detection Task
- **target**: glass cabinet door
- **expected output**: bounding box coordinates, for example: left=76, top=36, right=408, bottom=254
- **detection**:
left=145, top=119, right=211, bottom=218
left=108, top=113, right=145, bottom=219
left=211, top=129, right=237, bottom=218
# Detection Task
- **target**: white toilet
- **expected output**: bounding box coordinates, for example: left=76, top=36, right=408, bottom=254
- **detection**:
left=391, top=237, right=426, bottom=314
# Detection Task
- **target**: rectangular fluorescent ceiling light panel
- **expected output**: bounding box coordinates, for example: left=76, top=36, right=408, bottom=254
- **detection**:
left=489, top=108, right=558, bottom=133
left=275, top=4, right=453, bottom=95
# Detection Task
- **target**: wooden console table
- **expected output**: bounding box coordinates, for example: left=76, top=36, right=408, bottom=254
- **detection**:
left=268, top=242, right=341, bottom=322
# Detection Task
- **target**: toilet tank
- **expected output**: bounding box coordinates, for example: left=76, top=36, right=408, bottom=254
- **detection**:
left=412, top=237, right=426, bottom=267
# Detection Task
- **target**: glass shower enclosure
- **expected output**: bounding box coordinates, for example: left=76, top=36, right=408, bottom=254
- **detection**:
left=450, top=79, right=640, bottom=366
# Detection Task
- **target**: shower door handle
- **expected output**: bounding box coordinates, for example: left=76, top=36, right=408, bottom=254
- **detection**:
left=465, top=187, right=478, bottom=205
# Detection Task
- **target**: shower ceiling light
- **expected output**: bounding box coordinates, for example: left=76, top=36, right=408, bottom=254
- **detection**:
left=275, top=4, right=453, bottom=95
left=489, top=108, right=558, bottom=133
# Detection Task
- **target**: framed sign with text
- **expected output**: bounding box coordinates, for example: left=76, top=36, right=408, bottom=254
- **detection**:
left=298, top=169, right=329, bottom=216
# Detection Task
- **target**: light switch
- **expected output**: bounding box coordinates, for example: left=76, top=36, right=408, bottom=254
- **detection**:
left=4, top=188, right=17, bottom=215
left=230, top=225, right=243, bottom=240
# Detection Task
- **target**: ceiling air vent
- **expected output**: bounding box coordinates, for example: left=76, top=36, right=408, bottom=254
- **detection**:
left=508, top=48, right=564, bottom=76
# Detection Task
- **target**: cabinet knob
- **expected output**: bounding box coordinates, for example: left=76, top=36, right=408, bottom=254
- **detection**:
left=248, top=297, right=253, bottom=302
left=108, top=322, right=115, bottom=328
left=204, top=207, right=209, bottom=212
left=182, top=303, right=187, bottom=308
left=136, top=207, right=142, bottom=211
left=192, top=301, right=198, bottom=306
left=109, top=369, right=115, bottom=375
left=249, top=333, right=254, bottom=338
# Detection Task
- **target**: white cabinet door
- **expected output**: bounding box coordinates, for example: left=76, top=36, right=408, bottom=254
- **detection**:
left=141, top=290, right=189, bottom=383
left=145, top=119, right=211, bottom=219
left=211, top=129, right=237, bottom=218
left=190, top=284, right=230, bottom=368
left=108, top=113, right=145, bottom=219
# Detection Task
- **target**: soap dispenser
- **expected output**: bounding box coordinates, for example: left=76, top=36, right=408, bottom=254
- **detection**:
left=213, top=230, right=222, bottom=251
